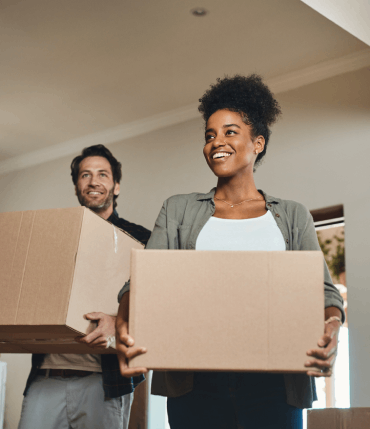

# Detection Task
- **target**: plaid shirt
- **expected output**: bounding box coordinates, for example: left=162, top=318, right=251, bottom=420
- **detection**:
left=24, top=210, right=151, bottom=398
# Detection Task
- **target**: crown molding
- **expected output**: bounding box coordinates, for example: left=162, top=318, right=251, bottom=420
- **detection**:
left=1, top=48, right=370, bottom=175
left=268, top=48, right=370, bottom=93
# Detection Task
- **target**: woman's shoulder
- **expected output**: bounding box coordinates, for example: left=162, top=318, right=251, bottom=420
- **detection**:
left=163, top=190, right=214, bottom=207
left=263, top=191, right=312, bottom=219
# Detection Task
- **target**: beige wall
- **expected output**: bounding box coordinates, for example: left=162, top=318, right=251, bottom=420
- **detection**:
left=1, top=68, right=370, bottom=426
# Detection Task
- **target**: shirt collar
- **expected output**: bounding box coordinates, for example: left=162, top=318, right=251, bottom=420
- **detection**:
left=196, top=188, right=279, bottom=204
left=108, top=209, right=120, bottom=223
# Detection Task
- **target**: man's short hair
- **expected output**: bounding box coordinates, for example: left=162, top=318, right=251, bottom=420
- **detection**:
left=71, top=144, right=122, bottom=208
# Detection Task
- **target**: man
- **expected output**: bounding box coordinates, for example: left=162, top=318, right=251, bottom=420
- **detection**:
left=18, top=144, right=151, bottom=429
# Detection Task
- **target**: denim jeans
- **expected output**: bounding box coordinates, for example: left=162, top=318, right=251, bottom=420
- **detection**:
left=167, top=372, right=303, bottom=429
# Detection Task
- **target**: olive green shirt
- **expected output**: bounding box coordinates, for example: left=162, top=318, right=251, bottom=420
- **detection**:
left=119, top=188, right=344, bottom=409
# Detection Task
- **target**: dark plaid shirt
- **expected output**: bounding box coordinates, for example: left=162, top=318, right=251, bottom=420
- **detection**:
left=24, top=210, right=151, bottom=398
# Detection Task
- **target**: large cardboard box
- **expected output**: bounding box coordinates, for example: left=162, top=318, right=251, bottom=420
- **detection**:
left=0, top=207, right=144, bottom=353
left=129, top=249, right=324, bottom=371
left=307, top=408, right=370, bottom=428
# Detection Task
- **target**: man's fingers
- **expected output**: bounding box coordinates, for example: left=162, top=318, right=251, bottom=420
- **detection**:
left=78, top=329, right=101, bottom=344
left=84, top=312, right=103, bottom=321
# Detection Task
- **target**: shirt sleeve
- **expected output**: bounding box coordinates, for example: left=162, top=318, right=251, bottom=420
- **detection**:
left=117, top=201, right=169, bottom=302
left=299, top=208, right=345, bottom=322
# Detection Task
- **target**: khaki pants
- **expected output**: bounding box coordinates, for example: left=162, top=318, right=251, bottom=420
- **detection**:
left=18, top=373, right=133, bottom=429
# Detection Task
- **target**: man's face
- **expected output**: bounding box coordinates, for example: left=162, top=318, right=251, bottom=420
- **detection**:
left=75, top=156, right=120, bottom=214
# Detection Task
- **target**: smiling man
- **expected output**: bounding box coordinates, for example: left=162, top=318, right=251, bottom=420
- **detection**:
left=18, top=145, right=151, bottom=429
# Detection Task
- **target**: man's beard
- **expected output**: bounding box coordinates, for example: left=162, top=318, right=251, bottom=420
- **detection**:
left=76, top=186, right=115, bottom=213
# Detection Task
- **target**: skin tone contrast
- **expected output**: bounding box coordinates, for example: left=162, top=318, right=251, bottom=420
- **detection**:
left=74, top=156, right=120, bottom=348
left=116, top=109, right=342, bottom=377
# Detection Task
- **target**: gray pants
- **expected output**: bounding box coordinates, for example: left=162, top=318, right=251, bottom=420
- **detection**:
left=18, top=373, right=133, bottom=429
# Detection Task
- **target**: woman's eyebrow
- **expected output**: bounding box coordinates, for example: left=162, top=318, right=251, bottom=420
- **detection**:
left=223, top=123, right=241, bottom=129
left=205, top=124, right=241, bottom=134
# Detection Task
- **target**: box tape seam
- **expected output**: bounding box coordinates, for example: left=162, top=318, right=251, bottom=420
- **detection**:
left=15, top=211, right=35, bottom=324
left=11, top=212, right=24, bottom=324
left=113, top=225, right=118, bottom=253
left=64, top=207, right=86, bottom=331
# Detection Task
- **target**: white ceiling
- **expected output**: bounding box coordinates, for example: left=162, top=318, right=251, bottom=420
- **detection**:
left=0, top=0, right=368, bottom=168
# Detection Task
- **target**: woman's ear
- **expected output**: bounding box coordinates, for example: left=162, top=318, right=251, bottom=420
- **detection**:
left=254, top=136, right=265, bottom=154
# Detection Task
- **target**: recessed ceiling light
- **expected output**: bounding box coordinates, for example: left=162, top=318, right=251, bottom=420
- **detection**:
left=190, top=7, right=208, bottom=17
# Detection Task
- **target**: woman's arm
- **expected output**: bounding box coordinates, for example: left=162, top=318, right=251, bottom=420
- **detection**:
left=298, top=207, right=344, bottom=377
left=304, top=306, right=342, bottom=377
left=116, top=201, right=170, bottom=377
left=299, top=206, right=345, bottom=321
left=116, top=291, right=148, bottom=377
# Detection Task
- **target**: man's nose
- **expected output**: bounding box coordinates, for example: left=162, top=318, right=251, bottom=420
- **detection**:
left=88, top=175, right=99, bottom=186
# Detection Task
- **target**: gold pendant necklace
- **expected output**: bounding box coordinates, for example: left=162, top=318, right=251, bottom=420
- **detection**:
left=214, top=196, right=263, bottom=208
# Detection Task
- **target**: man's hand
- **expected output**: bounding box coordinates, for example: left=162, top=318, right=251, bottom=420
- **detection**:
left=75, top=312, right=116, bottom=349
left=305, top=307, right=342, bottom=377
left=116, top=292, right=148, bottom=377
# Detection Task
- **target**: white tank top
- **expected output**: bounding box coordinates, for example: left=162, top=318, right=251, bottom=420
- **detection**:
left=196, top=210, right=286, bottom=251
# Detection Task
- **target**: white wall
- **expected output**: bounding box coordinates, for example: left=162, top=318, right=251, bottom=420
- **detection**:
left=1, top=67, right=370, bottom=426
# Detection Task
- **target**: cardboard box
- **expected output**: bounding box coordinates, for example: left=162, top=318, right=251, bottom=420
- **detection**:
left=307, top=408, right=370, bottom=428
left=129, top=250, right=324, bottom=371
left=0, top=207, right=144, bottom=353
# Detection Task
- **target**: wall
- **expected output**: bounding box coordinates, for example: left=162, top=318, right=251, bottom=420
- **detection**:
left=0, top=67, right=369, bottom=426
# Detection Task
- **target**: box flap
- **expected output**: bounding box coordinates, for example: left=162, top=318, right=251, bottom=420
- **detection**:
left=15, top=208, right=84, bottom=325
left=66, top=208, right=144, bottom=335
left=0, top=211, right=33, bottom=325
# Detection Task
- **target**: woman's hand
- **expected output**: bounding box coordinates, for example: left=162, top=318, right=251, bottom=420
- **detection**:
left=116, top=292, right=148, bottom=378
left=304, top=310, right=342, bottom=377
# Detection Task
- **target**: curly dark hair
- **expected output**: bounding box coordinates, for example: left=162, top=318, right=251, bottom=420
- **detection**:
left=198, top=74, right=282, bottom=166
left=71, top=144, right=122, bottom=208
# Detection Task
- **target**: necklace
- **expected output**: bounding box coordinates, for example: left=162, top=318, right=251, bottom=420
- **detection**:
left=214, top=196, right=263, bottom=208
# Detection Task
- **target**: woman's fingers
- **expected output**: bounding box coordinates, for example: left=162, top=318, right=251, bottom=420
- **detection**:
left=117, top=345, right=148, bottom=377
left=306, top=369, right=332, bottom=378
left=117, top=332, right=135, bottom=348
left=307, top=343, right=337, bottom=360
left=305, top=321, right=340, bottom=378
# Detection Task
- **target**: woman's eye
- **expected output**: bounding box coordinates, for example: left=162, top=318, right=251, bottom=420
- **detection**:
left=205, top=134, right=214, bottom=142
left=226, top=130, right=236, bottom=135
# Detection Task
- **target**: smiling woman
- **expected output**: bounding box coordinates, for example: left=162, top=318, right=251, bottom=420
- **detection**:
left=115, top=75, right=345, bottom=429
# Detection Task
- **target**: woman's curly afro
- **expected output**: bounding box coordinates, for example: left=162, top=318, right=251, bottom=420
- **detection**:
left=198, top=74, right=282, bottom=166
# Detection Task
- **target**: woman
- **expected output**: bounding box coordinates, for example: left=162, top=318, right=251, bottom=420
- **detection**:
left=116, top=75, right=345, bottom=429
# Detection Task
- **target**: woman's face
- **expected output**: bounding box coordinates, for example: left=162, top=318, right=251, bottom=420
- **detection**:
left=203, top=109, right=264, bottom=179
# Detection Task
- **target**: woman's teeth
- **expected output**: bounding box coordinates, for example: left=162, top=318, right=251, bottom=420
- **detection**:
left=212, top=152, right=231, bottom=159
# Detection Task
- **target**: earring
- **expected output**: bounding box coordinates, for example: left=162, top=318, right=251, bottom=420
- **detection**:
left=254, top=150, right=259, bottom=155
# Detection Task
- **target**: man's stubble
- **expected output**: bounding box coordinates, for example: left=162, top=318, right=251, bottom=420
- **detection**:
left=76, top=185, right=115, bottom=213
